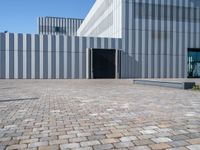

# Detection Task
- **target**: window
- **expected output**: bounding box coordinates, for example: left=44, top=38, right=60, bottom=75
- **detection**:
left=54, top=27, right=61, bottom=33
left=188, top=49, right=200, bottom=78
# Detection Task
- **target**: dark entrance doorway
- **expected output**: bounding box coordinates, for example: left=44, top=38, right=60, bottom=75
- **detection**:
left=87, top=49, right=121, bottom=79
left=93, top=49, right=115, bottom=79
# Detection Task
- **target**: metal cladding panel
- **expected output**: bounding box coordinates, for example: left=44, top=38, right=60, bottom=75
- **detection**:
left=67, top=36, right=72, bottom=78
left=43, top=35, right=48, bottom=79
left=35, top=35, right=40, bottom=79
left=5, top=34, right=9, bottom=79
left=90, top=38, right=94, bottom=49
left=81, top=37, right=87, bottom=78
left=96, top=38, right=101, bottom=48
left=63, top=36, right=67, bottom=78
left=0, top=33, right=5, bottom=79
left=31, top=35, right=35, bottom=79
left=104, top=38, right=108, bottom=49
left=27, top=34, right=32, bottom=79
left=59, top=36, right=64, bottom=79
left=23, top=34, right=28, bottom=79
left=94, top=37, right=98, bottom=48
left=75, top=37, right=79, bottom=79
left=71, top=36, right=79, bottom=79
left=108, top=38, right=112, bottom=49
left=48, top=35, right=52, bottom=79
left=18, top=34, right=23, bottom=79
left=79, top=37, right=83, bottom=78
left=39, top=35, right=43, bottom=79
left=14, top=34, right=19, bottom=79
left=8, top=34, right=14, bottom=79
left=51, top=35, right=56, bottom=79
left=56, top=35, right=60, bottom=79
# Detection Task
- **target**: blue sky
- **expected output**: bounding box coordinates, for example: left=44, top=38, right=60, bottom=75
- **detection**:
left=0, top=0, right=95, bottom=34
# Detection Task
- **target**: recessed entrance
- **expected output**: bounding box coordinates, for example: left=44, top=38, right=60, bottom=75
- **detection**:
left=86, top=49, right=121, bottom=79
left=188, top=48, right=200, bottom=78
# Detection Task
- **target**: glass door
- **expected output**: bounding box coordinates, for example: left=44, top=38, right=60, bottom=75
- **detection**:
left=188, top=49, right=200, bottom=78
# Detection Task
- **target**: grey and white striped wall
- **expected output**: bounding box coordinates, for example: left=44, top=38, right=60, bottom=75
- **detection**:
left=122, top=0, right=200, bottom=78
left=0, top=33, right=122, bottom=79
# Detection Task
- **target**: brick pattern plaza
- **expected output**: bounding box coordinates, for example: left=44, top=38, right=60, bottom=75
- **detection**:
left=0, top=80, right=200, bottom=150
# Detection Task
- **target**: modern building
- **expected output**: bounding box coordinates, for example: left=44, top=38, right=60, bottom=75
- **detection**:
left=0, top=0, right=200, bottom=79
left=78, top=0, right=200, bottom=78
left=38, top=17, right=83, bottom=36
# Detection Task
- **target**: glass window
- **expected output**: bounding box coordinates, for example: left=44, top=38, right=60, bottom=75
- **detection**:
left=188, top=49, right=200, bottom=78
left=54, top=27, right=61, bottom=33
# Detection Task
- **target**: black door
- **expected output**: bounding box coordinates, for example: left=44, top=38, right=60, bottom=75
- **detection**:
left=92, top=49, right=116, bottom=79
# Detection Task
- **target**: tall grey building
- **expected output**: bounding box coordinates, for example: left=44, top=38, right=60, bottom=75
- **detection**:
left=0, top=0, right=200, bottom=79
left=38, top=17, right=83, bottom=36
left=78, top=0, right=200, bottom=78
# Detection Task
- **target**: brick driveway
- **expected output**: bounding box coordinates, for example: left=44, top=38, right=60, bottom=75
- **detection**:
left=0, top=80, right=200, bottom=150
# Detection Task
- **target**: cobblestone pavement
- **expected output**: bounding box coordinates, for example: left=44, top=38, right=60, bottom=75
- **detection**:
left=0, top=80, right=200, bottom=150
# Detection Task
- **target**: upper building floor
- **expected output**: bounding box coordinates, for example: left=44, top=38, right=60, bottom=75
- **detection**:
left=38, top=17, right=83, bottom=36
left=77, top=0, right=200, bottom=38
left=77, top=0, right=122, bottom=38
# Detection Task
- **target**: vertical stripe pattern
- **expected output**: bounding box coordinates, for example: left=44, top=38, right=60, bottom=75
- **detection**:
left=0, top=33, right=122, bottom=79
left=38, top=17, right=83, bottom=36
left=122, top=0, right=200, bottom=78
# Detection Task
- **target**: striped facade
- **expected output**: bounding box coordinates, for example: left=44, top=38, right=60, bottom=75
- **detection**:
left=38, top=17, right=83, bottom=36
left=121, top=0, right=200, bottom=78
left=0, top=33, right=122, bottom=79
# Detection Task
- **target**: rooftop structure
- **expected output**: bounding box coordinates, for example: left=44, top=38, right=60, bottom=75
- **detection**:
left=38, top=17, right=83, bottom=36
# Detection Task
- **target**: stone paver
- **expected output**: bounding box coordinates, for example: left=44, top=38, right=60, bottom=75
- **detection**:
left=133, top=139, right=154, bottom=146
left=151, top=137, right=172, bottom=143
left=187, top=138, right=200, bottom=144
left=60, top=143, right=80, bottom=149
left=169, top=140, right=189, bottom=147
left=28, top=141, right=48, bottom=148
left=72, top=147, right=93, bottom=150
left=120, top=136, right=137, bottom=142
left=149, top=143, right=171, bottom=149
left=80, top=140, right=100, bottom=147
left=38, top=145, right=59, bottom=150
left=93, top=143, right=114, bottom=150
left=140, top=130, right=157, bottom=134
left=5, top=144, right=27, bottom=150
left=0, top=79, right=200, bottom=150
left=167, top=147, right=188, bottom=150
left=100, top=139, right=119, bottom=144
left=113, top=141, right=134, bottom=148
left=133, top=146, right=151, bottom=150
left=187, top=144, right=200, bottom=150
